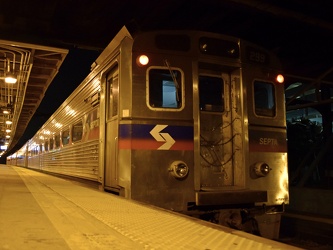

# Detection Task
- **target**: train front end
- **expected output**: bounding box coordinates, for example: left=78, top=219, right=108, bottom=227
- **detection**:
left=116, top=29, right=288, bottom=238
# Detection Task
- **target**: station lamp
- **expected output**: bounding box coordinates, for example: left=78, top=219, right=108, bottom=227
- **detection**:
left=5, top=73, right=17, bottom=84
left=4, top=58, right=17, bottom=84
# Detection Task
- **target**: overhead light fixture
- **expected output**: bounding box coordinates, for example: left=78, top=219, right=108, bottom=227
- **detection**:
left=5, top=120, right=12, bottom=125
left=4, top=58, right=17, bottom=83
left=5, top=73, right=17, bottom=84
left=6, top=135, right=10, bottom=138
left=5, top=129, right=11, bottom=133
left=2, top=106, right=12, bottom=114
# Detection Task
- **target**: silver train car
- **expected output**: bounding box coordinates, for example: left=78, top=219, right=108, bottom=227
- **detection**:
left=7, top=26, right=288, bottom=239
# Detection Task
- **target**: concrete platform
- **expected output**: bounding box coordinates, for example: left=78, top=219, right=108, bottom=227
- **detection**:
left=0, top=165, right=299, bottom=249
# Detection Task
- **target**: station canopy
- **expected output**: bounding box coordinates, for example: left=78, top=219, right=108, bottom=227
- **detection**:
left=0, top=40, right=68, bottom=155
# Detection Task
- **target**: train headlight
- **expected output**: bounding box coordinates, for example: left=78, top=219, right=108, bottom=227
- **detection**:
left=169, top=161, right=189, bottom=179
left=136, top=54, right=149, bottom=66
left=253, top=162, right=270, bottom=177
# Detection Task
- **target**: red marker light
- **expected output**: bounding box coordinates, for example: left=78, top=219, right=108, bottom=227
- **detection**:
left=276, top=74, right=284, bottom=84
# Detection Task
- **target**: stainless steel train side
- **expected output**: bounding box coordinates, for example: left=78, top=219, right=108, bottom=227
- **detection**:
left=7, top=26, right=288, bottom=239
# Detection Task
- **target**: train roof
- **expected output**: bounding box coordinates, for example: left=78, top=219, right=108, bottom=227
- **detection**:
left=92, top=26, right=133, bottom=71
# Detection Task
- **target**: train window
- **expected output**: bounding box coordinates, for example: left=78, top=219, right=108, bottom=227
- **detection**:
left=72, top=121, right=83, bottom=142
left=199, top=37, right=239, bottom=59
left=254, top=81, right=276, bottom=117
left=107, top=72, right=118, bottom=119
left=31, top=146, right=37, bottom=156
left=55, top=134, right=60, bottom=148
left=199, top=76, right=224, bottom=112
left=148, top=68, right=183, bottom=109
left=62, top=129, right=70, bottom=146
left=49, top=138, right=54, bottom=150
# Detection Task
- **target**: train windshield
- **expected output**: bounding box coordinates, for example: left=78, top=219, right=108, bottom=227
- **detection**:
left=199, top=76, right=224, bottom=112
left=254, top=80, right=276, bottom=117
left=148, top=68, right=183, bottom=109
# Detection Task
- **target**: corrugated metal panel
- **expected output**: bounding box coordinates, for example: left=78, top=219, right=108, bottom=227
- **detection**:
left=40, top=140, right=99, bottom=180
left=26, top=72, right=101, bottom=180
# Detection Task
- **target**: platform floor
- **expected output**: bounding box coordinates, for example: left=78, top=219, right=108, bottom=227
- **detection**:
left=0, top=165, right=299, bottom=249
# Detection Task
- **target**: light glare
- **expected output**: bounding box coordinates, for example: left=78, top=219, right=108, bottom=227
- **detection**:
left=276, top=74, right=284, bottom=83
left=5, top=76, right=17, bottom=84
left=138, top=55, right=149, bottom=66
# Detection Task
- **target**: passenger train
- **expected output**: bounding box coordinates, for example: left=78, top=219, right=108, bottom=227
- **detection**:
left=7, top=26, right=288, bottom=239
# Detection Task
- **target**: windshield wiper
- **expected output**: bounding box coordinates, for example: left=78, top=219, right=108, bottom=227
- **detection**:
left=164, top=59, right=180, bottom=102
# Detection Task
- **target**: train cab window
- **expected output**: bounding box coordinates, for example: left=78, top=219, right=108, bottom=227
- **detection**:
left=55, top=134, right=60, bottom=149
left=72, top=121, right=83, bottom=142
left=254, top=80, right=276, bottom=117
left=199, top=76, right=224, bottom=112
left=148, top=68, right=183, bottom=109
left=62, top=129, right=70, bottom=146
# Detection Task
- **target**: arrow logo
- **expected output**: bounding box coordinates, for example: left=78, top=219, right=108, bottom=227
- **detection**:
left=150, top=125, right=175, bottom=150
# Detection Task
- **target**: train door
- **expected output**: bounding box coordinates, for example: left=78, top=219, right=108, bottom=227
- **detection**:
left=104, top=67, right=119, bottom=189
left=197, top=68, right=243, bottom=190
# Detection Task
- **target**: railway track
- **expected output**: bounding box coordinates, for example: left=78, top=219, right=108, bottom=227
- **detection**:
left=279, top=212, right=333, bottom=249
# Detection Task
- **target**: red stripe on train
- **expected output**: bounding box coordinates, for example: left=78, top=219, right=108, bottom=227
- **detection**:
left=119, top=139, right=193, bottom=150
